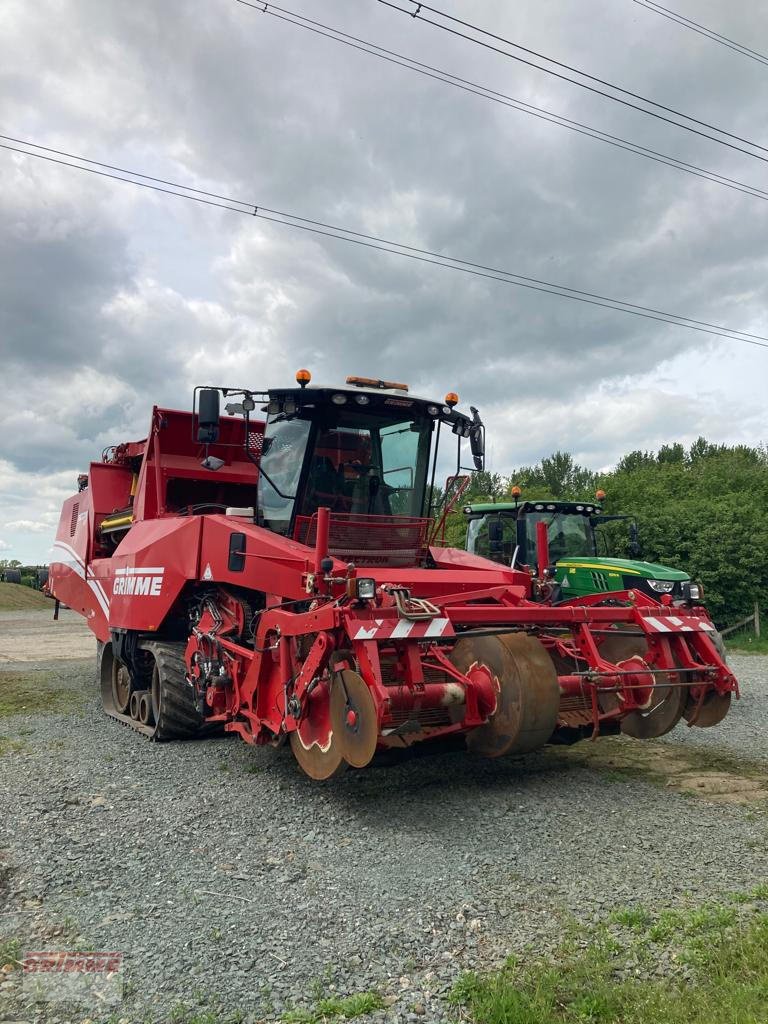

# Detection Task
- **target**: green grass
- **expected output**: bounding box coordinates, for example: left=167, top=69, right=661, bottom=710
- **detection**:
left=284, top=991, right=385, bottom=1022
left=0, top=736, right=27, bottom=756
left=450, top=899, right=768, bottom=1024
left=0, top=581, right=49, bottom=610
left=728, top=633, right=768, bottom=655
left=0, top=670, right=84, bottom=717
left=0, top=937, right=22, bottom=969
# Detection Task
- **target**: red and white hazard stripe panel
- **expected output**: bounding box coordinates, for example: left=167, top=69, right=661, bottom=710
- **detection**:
left=352, top=617, right=453, bottom=641
left=641, top=614, right=715, bottom=633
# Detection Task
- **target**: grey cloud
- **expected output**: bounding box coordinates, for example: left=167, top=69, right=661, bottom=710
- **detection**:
left=1, top=0, right=768, bottom=561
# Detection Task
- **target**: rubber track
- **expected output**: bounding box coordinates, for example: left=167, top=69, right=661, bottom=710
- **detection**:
left=98, top=640, right=204, bottom=741
left=141, top=641, right=203, bottom=740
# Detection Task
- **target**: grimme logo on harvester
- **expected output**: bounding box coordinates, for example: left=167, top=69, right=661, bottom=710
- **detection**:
left=112, top=567, right=164, bottom=597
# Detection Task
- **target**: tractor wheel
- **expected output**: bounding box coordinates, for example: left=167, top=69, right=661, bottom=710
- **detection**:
left=599, top=632, right=685, bottom=739
left=450, top=633, right=560, bottom=758
left=290, top=677, right=347, bottom=780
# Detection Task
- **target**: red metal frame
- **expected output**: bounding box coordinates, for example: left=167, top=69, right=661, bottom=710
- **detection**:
left=48, top=403, right=737, bottom=765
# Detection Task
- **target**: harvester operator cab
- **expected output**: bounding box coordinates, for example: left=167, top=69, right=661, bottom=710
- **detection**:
left=196, top=372, right=484, bottom=563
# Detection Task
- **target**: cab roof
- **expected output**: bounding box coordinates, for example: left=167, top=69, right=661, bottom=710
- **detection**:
left=266, top=383, right=474, bottom=432
left=463, top=499, right=604, bottom=516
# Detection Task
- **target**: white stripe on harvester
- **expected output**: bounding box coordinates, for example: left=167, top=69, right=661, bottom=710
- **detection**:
left=425, top=617, right=450, bottom=637
left=51, top=542, right=110, bottom=618
left=390, top=620, right=415, bottom=639
left=643, top=616, right=671, bottom=632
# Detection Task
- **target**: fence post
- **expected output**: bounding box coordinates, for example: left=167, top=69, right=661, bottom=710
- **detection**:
left=756, top=601, right=761, bottom=640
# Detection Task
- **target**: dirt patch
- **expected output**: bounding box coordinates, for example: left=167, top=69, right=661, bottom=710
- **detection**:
left=0, top=608, right=94, bottom=664
left=550, top=737, right=768, bottom=805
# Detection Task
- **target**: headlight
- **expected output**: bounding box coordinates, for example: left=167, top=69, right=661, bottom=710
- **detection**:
left=647, top=580, right=675, bottom=593
left=683, top=582, right=703, bottom=602
left=355, top=577, right=376, bottom=601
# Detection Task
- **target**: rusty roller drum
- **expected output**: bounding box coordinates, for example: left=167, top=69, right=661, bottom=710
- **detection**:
left=450, top=633, right=560, bottom=757
left=599, top=633, right=685, bottom=739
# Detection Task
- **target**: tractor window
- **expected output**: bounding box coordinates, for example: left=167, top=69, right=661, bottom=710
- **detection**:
left=467, top=515, right=517, bottom=563
left=257, top=417, right=312, bottom=534
left=525, top=512, right=596, bottom=565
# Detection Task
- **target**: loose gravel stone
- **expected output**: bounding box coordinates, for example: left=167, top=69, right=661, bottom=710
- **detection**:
left=1, top=621, right=767, bottom=1022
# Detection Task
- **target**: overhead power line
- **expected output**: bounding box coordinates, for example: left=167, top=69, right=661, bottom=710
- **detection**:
left=631, top=0, right=768, bottom=68
left=233, top=0, right=768, bottom=206
left=2, top=136, right=767, bottom=351
left=379, top=0, right=768, bottom=167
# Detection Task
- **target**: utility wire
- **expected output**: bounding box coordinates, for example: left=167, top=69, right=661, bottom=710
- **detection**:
left=2, top=136, right=767, bottom=350
left=380, top=0, right=768, bottom=166
left=233, top=1, right=768, bottom=206
left=631, top=0, right=768, bottom=68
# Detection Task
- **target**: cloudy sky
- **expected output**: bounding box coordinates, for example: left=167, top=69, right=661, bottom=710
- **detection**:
left=2, top=0, right=768, bottom=563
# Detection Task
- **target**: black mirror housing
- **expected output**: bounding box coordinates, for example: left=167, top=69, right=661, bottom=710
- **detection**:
left=197, top=388, right=221, bottom=444
left=469, top=406, right=485, bottom=471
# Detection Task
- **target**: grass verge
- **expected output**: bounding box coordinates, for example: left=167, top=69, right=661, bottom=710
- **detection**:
left=284, top=991, right=385, bottom=1022
left=450, top=894, right=768, bottom=1024
left=0, top=670, right=84, bottom=717
left=0, top=582, right=49, bottom=611
left=728, top=633, right=768, bottom=655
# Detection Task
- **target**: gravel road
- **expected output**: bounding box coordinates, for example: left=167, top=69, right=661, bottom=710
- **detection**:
left=1, top=613, right=767, bottom=1023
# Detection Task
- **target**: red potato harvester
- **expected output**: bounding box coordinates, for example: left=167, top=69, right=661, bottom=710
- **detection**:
left=48, top=371, right=736, bottom=779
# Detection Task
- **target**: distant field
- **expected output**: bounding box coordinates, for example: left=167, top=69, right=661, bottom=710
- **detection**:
left=0, top=583, right=50, bottom=611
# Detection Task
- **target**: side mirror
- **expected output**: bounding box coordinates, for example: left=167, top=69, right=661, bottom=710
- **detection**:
left=197, top=388, right=221, bottom=444
left=629, top=521, right=642, bottom=559
left=469, top=406, right=485, bottom=471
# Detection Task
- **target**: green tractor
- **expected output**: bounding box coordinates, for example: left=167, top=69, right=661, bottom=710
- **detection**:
left=463, top=491, right=704, bottom=606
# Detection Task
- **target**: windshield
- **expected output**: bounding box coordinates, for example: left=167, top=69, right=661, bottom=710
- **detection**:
left=257, top=406, right=432, bottom=535
left=525, top=512, right=596, bottom=564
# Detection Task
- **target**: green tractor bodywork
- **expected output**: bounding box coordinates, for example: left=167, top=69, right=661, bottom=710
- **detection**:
left=464, top=499, right=698, bottom=603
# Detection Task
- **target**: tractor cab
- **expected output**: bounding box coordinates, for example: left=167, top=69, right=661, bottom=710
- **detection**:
left=199, top=372, right=485, bottom=567
left=465, top=499, right=608, bottom=568
left=464, top=497, right=697, bottom=603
